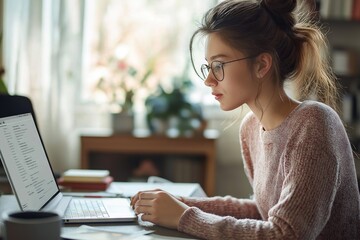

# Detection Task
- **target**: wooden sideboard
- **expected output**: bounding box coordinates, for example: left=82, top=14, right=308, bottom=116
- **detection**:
left=81, top=135, right=216, bottom=196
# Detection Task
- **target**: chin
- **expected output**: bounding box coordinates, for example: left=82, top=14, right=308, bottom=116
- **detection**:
left=220, top=102, right=243, bottom=111
left=220, top=105, right=237, bottom=111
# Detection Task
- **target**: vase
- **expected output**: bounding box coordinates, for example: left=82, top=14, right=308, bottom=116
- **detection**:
left=148, top=118, right=168, bottom=135
left=111, top=111, right=134, bottom=134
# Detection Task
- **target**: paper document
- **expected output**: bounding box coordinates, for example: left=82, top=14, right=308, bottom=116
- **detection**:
left=61, top=225, right=153, bottom=240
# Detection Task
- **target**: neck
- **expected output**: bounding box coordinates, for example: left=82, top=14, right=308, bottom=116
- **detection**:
left=248, top=87, right=300, bottom=131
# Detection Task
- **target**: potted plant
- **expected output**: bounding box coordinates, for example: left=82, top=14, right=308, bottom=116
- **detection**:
left=145, top=77, right=204, bottom=137
left=93, top=59, right=154, bottom=134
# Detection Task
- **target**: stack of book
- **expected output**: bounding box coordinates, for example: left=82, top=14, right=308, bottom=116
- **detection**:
left=58, top=169, right=113, bottom=191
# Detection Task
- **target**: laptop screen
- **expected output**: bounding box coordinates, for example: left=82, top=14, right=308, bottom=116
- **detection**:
left=0, top=113, right=59, bottom=211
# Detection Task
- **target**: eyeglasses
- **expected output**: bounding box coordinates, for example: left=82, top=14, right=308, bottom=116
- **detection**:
left=200, top=56, right=256, bottom=82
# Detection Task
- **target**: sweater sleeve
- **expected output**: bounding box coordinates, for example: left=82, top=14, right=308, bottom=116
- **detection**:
left=181, top=196, right=262, bottom=219
left=178, top=207, right=295, bottom=239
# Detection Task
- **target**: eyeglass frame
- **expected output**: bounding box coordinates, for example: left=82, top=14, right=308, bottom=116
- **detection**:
left=200, top=55, right=257, bottom=82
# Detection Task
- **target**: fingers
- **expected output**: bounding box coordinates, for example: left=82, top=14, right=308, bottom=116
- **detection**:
left=140, top=212, right=154, bottom=222
left=136, top=199, right=153, bottom=207
left=133, top=191, right=168, bottom=217
left=134, top=196, right=156, bottom=216
left=130, top=189, right=163, bottom=207
left=134, top=205, right=153, bottom=216
left=130, top=190, right=189, bottom=229
left=130, top=190, right=148, bottom=207
left=130, top=195, right=137, bottom=209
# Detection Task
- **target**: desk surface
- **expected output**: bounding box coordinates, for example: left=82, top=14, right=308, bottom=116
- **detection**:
left=0, top=182, right=205, bottom=240
left=108, top=182, right=207, bottom=198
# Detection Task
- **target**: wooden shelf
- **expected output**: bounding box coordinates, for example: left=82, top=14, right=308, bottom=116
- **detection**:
left=80, top=134, right=217, bottom=196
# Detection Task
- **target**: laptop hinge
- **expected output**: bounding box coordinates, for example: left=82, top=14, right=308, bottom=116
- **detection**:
left=42, top=193, right=71, bottom=217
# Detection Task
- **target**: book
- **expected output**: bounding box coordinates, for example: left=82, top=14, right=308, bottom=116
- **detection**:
left=62, top=169, right=110, bottom=183
left=58, top=176, right=114, bottom=191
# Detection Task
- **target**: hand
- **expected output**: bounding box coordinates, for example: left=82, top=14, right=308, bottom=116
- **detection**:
left=130, top=189, right=189, bottom=229
left=130, top=189, right=183, bottom=206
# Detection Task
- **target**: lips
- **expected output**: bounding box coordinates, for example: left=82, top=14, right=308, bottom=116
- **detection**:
left=212, top=92, right=223, bottom=100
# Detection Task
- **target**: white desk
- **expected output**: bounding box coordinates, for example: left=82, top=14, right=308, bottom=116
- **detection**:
left=0, top=182, right=206, bottom=240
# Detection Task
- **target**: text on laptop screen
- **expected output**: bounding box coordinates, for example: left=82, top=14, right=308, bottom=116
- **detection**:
left=0, top=113, right=58, bottom=210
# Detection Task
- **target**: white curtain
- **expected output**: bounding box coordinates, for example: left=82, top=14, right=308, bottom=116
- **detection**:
left=3, top=0, right=84, bottom=172
left=2, top=0, right=225, bottom=173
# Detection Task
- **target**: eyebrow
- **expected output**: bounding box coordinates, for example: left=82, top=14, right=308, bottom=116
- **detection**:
left=205, top=54, right=228, bottom=62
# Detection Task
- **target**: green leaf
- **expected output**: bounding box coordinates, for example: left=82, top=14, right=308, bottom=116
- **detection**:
left=0, top=79, right=8, bottom=94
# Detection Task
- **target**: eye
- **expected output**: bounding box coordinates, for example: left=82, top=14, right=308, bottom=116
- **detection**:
left=212, top=62, right=222, bottom=73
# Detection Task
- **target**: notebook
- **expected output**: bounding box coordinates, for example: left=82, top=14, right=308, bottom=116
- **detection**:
left=0, top=113, right=136, bottom=223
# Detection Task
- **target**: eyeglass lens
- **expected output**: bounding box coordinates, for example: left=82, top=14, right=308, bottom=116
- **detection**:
left=200, top=61, right=223, bottom=81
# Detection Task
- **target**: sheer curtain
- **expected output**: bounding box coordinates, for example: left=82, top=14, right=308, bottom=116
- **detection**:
left=3, top=0, right=84, bottom=171
left=2, top=0, right=221, bottom=173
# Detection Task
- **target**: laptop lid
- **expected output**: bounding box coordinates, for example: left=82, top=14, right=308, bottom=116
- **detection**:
left=0, top=113, right=60, bottom=211
left=0, top=113, right=137, bottom=223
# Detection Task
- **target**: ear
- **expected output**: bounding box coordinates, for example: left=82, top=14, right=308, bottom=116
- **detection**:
left=254, top=53, right=272, bottom=79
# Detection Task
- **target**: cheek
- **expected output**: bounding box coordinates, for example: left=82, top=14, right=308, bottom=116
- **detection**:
left=227, top=70, right=258, bottom=99
left=219, top=76, right=257, bottom=111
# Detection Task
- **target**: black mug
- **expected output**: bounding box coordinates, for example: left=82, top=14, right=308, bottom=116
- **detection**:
left=2, top=211, right=62, bottom=240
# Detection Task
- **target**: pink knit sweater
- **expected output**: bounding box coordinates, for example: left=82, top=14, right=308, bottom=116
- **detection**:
left=178, top=101, right=360, bottom=239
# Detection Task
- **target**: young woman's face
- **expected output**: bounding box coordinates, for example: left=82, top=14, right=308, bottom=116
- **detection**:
left=203, top=33, right=259, bottom=111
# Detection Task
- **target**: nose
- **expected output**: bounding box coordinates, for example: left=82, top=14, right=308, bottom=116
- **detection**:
left=204, top=74, right=218, bottom=87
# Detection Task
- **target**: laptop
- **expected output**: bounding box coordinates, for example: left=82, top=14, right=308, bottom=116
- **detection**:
left=0, top=113, right=136, bottom=223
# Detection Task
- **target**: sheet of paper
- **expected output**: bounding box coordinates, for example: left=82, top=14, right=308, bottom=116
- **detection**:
left=61, top=225, right=153, bottom=240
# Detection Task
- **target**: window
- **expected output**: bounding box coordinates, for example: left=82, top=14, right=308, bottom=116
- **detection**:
left=81, top=0, right=217, bottom=112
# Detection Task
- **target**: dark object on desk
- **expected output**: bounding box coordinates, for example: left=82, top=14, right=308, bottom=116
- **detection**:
left=2, top=211, right=62, bottom=240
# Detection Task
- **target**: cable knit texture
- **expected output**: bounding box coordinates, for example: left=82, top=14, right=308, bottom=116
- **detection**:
left=178, top=101, right=360, bottom=239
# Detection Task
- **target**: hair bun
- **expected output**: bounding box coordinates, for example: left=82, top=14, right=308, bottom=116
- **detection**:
left=260, top=0, right=296, bottom=15
left=260, top=0, right=297, bottom=31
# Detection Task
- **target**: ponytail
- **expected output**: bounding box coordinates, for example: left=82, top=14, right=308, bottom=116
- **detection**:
left=291, top=14, right=340, bottom=113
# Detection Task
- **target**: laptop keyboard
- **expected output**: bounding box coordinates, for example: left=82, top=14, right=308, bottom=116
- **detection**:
left=64, top=199, right=110, bottom=219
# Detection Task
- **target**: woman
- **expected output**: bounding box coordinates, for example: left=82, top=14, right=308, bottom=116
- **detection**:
left=131, top=0, right=360, bottom=239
